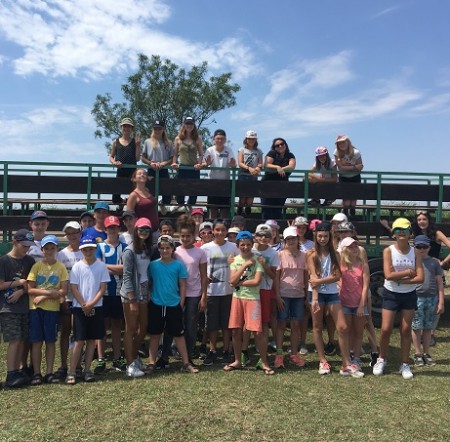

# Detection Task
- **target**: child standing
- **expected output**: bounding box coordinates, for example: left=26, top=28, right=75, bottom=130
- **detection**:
left=147, top=235, right=198, bottom=373
left=339, top=237, right=369, bottom=372
left=373, top=218, right=424, bottom=379
left=82, top=201, right=109, bottom=243
left=227, top=231, right=274, bottom=375
left=411, top=235, right=444, bottom=366
left=27, top=235, right=68, bottom=385
left=307, top=146, right=337, bottom=207
left=203, top=129, right=236, bottom=219
left=67, top=236, right=110, bottom=384
left=274, top=227, right=307, bottom=369
left=27, top=211, right=50, bottom=262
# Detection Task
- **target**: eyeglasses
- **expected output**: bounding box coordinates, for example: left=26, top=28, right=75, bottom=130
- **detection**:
left=137, top=227, right=151, bottom=233
left=414, top=245, right=429, bottom=249
left=392, top=228, right=410, bottom=234
left=274, top=142, right=285, bottom=148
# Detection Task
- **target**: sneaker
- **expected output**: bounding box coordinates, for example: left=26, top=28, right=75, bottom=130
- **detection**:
left=4, top=371, right=28, bottom=388
left=203, top=350, right=217, bottom=366
left=112, top=356, right=127, bottom=372
left=369, top=352, right=379, bottom=367
left=274, top=354, right=285, bottom=369
left=93, top=358, right=106, bottom=375
left=134, top=358, right=145, bottom=371
left=414, top=354, right=425, bottom=366
left=222, top=351, right=232, bottom=364
left=399, top=363, right=414, bottom=380
left=155, top=358, right=169, bottom=370
left=54, top=366, right=68, bottom=381
left=352, top=358, right=362, bottom=369
left=299, top=343, right=309, bottom=356
left=340, top=364, right=364, bottom=378
left=289, top=354, right=306, bottom=368
left=126, top=361, right=145, bottom=378
left=318, top=361, right=331, bottom=375
left=422, top=354, right=436, bottom=366
left=324, top=341, right=336, bottom=356
left=373, top=357, right=386, bottom=376
left=198, top=344, right=208, bottom=360
left=241, top=351, right=250, bottom=367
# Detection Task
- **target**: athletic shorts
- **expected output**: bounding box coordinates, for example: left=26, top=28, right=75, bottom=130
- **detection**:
left=382, top=288, right=417, bottom=312
left=72, top=307, right=105, bottom=341
left=147, top=301, right=184, bottom=337
left=103, top=296, right=124, bottom=320
left=206, top=295, right=232, bottom=332
left=412, top=296, right=438, bottom=330
left=307, top=291, right=340, bottom=306
left=0, top=312, right=28, bottom=342
left=228, top=297, right=262, bottom=333
left=277, top=297, right=305, bottom=321
left=260, top=289, right=272, bottom=324
left=29, top=308, right=59, bottom=343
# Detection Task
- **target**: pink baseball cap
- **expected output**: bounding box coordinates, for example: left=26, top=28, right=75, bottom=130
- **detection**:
left=335, top=134, right=349, bottom=143
left=315, top=146, right=328, bottom=156
left=135, top=217, right=152, bottom=230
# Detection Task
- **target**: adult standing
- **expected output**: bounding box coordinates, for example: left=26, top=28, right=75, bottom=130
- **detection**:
left=261, top=138, right=296, bottom=220
left=109, top=117, right=141, bottom=208
left=141, top=119, right=174, bottom=215
left=172, top=117, right=204, bottom=212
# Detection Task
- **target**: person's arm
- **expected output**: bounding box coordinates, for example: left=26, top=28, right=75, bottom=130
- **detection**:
left=273, top=268, right=285, bottom=311
left=106, top=264, right=123, bottom=275
left=179, top=277, right=187, bottom=308
left=125, top=191, right=138, bottom=212
left=409, top=250, right=424, bottom=284
left=257, top=255, right=276, bottom=280
left=383, top=247, right=415, bottom=281
left=109, top=139, right=119, bottom=166
left=0, top=277, right=28, bottom=304
left=237, top=150, right=246, bottom=170
left=435, top=272, right=445, bottom=314
left=436, top=230, right=450, bottom=267
left=241, top=268, right=263, bottom=288
left=134, top=136, right=141, bottom=162
left=121, top=250, right=136, bottom=301
left=228, top=150, right=236, bottom=168
left=171, top=138, right=180, bottom=169
left=358, top=263, right=370, bottom=317
left=83, top=282, right=107, bottom=315
left=199, top=262, right=208, bottom=312
left=308, top=164, right=319, bottom=183
left=282, top=156, right=296, bottom=172
left=70, top=284, right=86, bottom=309
left=229, top=259, right=254, bottom=286
left=194, top=139, right=204, bottom=170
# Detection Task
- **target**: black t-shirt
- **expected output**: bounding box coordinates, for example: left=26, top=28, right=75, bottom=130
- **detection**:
left=263, top=150, right=296, bottom=181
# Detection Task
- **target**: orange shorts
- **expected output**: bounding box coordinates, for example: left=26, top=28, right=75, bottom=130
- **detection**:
left=260, top=289, right=272, bottom=324
left=228, top=297, right=262, bottom=333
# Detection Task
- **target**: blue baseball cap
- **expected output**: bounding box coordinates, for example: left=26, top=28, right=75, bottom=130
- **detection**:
left=414, top=235, right=430, bottom=246
left=41, top=235, right=59, bottom=247
left=93, top=201, right=109, bottom=211
left=79, top=236, right=98, bottom=249
left=236, top=230, right=253, bottom=241
left=30, top=210, right=48, bottom=220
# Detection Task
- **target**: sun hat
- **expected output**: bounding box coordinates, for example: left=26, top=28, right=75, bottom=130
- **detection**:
left=227, top=227, right=241, bottom=235
left=294, top=216, right=309, bottom=226
left=63, top=221, right=81, bottom=232
left=13, top=229, right=35, bottom=246
left=191, top=208, right=205, bottom=217
left=414, top=235, right=430, bottom=246
left=265, top=219, right=280, bottom=230
left=283, top=226, right=298, bottom=239
left=119, top=117, right=134, bottom=128
left=30, top=210, right=48, bottom=220
left=41, top=235, right=59, bottom=247
left=335, top=134, right=349, bottom=143
left=199, top=221, right=213, bottom=232
left=246, top=130, right=257, bottom=139
left=392, top=217, right=411, bottom=230
left=135, top=218, right=152, bottom=230
left=79, top=236, right=98, bottom=249
left=315, top=146, right=328, bottom=157
left=104, top=216, right=120, bottom=228
left=93, top=201, right=109, bottom=212
left=236, top=230, right=253, bottom=241
left=331, top=213, right=348, bottom=223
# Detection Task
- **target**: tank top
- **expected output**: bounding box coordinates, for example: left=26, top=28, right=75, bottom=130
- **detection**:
left=340, top=263, right=364, bottom=307
left=115, top=138, right=137, bottom=165
left=307, top=253, right=338, bottom=294
left=384, top=245, right=416, bottom=293
left=429, top=239, right=441, bottom=259
left=133, top=191, right=159, bottom=231
left=178, top=140, right=198, bottom=165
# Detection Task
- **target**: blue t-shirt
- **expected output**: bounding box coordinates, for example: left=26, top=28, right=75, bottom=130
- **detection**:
left=148, top=259, right=188, bottom=307
left=96, top=241, right=128, bottom=296
left=82, top=227, right=107, bottom=243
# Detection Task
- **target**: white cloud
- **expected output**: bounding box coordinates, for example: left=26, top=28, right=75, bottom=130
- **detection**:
left=0, top=0, right=259, bottom=80
left=370, top=6, right=401, bottom=20
left=410, top=93, right=450, bottom=114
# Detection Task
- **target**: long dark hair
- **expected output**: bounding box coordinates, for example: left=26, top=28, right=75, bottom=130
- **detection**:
left=314, top=152, right=332, bottom=170
left=308, top=229, right=340, bottom=277
left=133, top=227, right=153, bottom=256
left=271, top=137, right=290, bottom=156
left=412, top=211, right=437, bottom=241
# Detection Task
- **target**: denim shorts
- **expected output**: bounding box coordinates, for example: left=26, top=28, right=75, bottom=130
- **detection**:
left=342, top=305, right=369, bottom=316
left=307, top=291, right=340, bottom=306
left=412, top=296, right=438, bottom=330
left=277, top=297, right=304, bottom=321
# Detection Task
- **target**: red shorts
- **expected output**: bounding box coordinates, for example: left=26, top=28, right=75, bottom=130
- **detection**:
left=260, top=289, right=273, bottom=324
left=228, top=297, right=262, bottom=333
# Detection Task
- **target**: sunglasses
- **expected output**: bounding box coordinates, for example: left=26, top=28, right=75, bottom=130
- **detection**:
left=274, top=142, right=285, bottom=148
left=137, top=227, right=151, bottom=233
left=200, top=230, right=213, bottom=235
left=414, top=245, right=429, bottom=249
left=415, top=210, right=428, bottom=216
left=392, top=228, right=410, bottom=234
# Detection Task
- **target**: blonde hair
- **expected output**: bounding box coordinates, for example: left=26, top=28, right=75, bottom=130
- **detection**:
left=335, top=138, right=357, bottom=160
left=150, top=129, right=171, bottom=149
left=340, top=244, right=363, bottom=270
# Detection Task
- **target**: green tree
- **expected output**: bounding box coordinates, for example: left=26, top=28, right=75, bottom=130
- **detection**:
left=92, top=54, right=240, bottom=152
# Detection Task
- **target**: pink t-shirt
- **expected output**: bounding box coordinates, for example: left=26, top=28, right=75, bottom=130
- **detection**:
left=174, top=246, right=207, bottom=297
left=339, top=263, right=364, bottom=308
left=277, top=250, right=307, bottom=298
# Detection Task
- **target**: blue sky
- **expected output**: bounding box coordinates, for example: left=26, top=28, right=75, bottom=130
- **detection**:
left=1, top=0, right=450, bottom=175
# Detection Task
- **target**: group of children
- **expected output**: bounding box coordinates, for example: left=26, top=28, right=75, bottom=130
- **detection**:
left=0, top=202, right=445, bottom=387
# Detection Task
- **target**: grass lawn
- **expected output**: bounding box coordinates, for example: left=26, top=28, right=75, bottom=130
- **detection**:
left=1, top=299, right=450, bottom=442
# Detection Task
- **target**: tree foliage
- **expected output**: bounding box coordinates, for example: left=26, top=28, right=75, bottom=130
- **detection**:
left=92, top=54, right=241, bottom=152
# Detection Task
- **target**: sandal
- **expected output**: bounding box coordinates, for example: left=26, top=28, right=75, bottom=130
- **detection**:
left=65, top=372, right=76, bottom=385
left=54, top=367, right=68, bottom=381
left=181, top=363, right=199, bottom=374
left=223, top=363, right=242, bottom=372
left=30, top=373, right=43, bottom=386
left=256, top=363, right=275, bottom=376
left=83, top=370, right=95, bottom=383
left=143, top=364, right=155, bottom=375
left=44, top=373, right=60, bottom=384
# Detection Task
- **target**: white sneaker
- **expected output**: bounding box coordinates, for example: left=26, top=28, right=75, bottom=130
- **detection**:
left=299, top=345, right=309, bottom=356
left=399, top=363, right=414, bottom=380
left=318, top=361, right=331, bottom=375
left=134, top=358, right=145, bottom=371
left=126, top=361, right=144, bottom=378
left=340, top=364, right=365, bottom=378
left=372, top=357, right=386, bottom=376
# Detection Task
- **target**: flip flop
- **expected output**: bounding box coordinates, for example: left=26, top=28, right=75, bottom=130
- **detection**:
left=256, top=365, right=275, bottom=376
left=223, top=363, right=242, bottom=372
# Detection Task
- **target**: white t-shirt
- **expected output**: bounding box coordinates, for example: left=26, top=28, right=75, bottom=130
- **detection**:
left=201, top=241, right=239, bottom=296
left=204, top=145, right=235, bottom=180
left=119, top=232, right=133, bottom=245
left=70, top=260, right=110, bottom=307
left=333, top=147, right=361, bottom=178
left=252, top=246, right=280, bottom=290
left=57, top=247, right=83, bottom=301
left=174, top=246, right=207, bottom=297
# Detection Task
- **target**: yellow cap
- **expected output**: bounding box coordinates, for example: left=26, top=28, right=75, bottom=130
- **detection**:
left=392, top=217, right=411, bottom=230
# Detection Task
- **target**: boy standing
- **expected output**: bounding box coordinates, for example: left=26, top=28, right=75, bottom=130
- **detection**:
left=67, top=236, right=110, bottom=384
left=82, top=201, right=109, bottom=243
left=0, top=229, right=35, bottom=388
left=28, top=210, right=50, bottom=262
left=203, top=129, right=236, bottom=219
left=27, top=235, right=68, bottom=385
